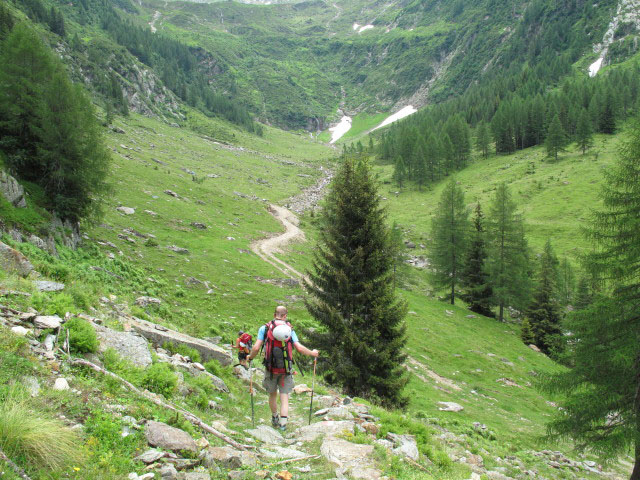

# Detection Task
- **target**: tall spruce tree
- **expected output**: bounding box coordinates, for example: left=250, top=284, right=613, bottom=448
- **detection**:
left=305, top=155, right=408, bottom=408
left=392, top=155, right=407, bottom=187
left=546, top=114, right=567, bottom=161
left=543, top=120, right=640, bottom=478
left=524, top=240, right=563, bottom=356
left=557, top=256, right=575, bottom=306
left=575, top=108, right=594, bottom=155
left=429, top=179, right=470, bottom=305
left=486, top=183, right=531, bottom=322
left=460, top=203, right=495, bottom=317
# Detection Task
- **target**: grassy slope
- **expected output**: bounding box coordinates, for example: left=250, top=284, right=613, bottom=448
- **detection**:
left=0, top=110, right=632, bottom=478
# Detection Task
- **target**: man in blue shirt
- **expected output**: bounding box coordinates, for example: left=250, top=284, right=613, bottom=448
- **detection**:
left=247, top=305, right=318, bottom=431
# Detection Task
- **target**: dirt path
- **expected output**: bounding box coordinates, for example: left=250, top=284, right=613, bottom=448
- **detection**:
left=251, top=204, right=307, bottom=281
left=149, top=11, right=161, bottom=33
left=251, top=170, right=333, bottom=281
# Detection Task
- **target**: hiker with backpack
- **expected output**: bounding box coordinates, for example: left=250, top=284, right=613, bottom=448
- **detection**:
left=234, top=330, right=252, bottom=369
left=247, top=305, right=318, bottom=431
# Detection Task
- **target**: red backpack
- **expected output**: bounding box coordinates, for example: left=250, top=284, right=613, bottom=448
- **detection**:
left=263, top=320, right=294, bottom=377
left=239, top=333, right=252, bottom=349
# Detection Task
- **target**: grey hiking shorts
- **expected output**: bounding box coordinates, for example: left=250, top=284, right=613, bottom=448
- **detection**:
left=262, top=372, right=294, bottom=394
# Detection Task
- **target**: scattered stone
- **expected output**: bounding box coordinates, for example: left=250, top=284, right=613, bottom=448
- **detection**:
left=466, top=314, right=477, bottom=318
left=145, top=210, right=158, bottom=216
left=445, top=310, right=454, bottom=315
left=497, top=378, right=521, bottom=388
left=438, top=402, right=464, bottom=412
left=11, top=326, right=30, bottom=336
left=160, top=465, right=178, bottom=480
left=167, top=245, right=189, bottom=255
left=323, top=407, right=352, bottom=420
left=314, top=408, right=329, bottom=416
left=117, top=206, right=136, bottom=215
left=191, top=223, right=207, bottom=229
left=94, top=324, right=153, bottom=368
left=528, top=344, right=542, bottom=353
left=145, top=421, right=197, bottom=453
left=404, top=241, right=416, bottom=249
left=135, top=449, right=165, bottom=464
left=44, top=334, right=55, bottom=351
left=275, top=472, right=292, bottom=480
left=34, top=280, right=66, bottom=292
left=34, top=315, right=62, bottom=330
left=202, top=446, right=257, bottom=469
left=387, top=433, right=419, bottom=461
left=164, top=190, right=180, bottom=198
left=259, top=446, right=307, bottom=460
left=293, top=384, right=312, bottom=395
left=0, top=242, right=34, bottom=277
left=54, top=378, right=70, bottom=391
left=195, top=437, right=209, bottom=450
left=136, top=296, right=162, bottom=307
left=245, top=425, right=284, bottom=445
left=294, top=421, right=355, bottom=443
left=321, top=436, right=381, bottom=480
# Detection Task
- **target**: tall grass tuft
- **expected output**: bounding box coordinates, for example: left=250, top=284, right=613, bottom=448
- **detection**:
left=0, top=388, right=84, bottom=471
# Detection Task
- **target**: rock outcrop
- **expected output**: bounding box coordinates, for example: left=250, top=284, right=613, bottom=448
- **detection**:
left=0, top=242, right=34, bottom=277
left=0, top=171, right=27, bottom=208
left=129, top=318, right=231, bottom=365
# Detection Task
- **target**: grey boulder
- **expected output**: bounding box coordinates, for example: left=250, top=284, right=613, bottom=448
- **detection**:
left=145, top=421, right=197, bottom=453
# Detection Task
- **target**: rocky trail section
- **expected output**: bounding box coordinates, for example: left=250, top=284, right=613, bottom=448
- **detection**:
left=1, top=293, right=629, bottom=479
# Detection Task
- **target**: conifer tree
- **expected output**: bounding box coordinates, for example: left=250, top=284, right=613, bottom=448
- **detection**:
left=524, top=240, right=563, bottom=356
left=575, top=108, right=593, bottom=155
left=543, top=120, right=640, bottom=478
left=598, top=91, right=617, bottom=134
left=545, top=114, right=567, bottom=161
left=413, top=139, right=428, bottom=190
left=461, top=203, right=495, bottom=317
left=486, top=183, right=531, bottom=322
left=573, top=276, right=591, bottom=310
left=475, top=121, right=490, bottom=158
left=305, top=155, right=408, bottom=408
left=392, top=156, right=406, bottom=187
left=429, top=179, right=470, bottom=305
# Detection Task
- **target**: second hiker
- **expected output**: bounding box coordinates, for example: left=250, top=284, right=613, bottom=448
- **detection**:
left=247, top=305, right=318, bottom=431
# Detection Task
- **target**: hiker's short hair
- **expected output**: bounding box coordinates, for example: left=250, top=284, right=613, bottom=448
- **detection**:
left=274, top=305, right=287, bottom=319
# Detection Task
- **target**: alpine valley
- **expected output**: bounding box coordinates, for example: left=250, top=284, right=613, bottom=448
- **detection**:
left=0, top=0, right=639, bottom=479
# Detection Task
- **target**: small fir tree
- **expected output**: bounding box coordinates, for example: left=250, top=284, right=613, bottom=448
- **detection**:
left=524, top=240, right=563, bottom=356
left=429, top=179, right=470, bottom=305
left=305, top=155, right=408, bottom=408
left=392, top=156, right=407, bottom=187
left=575, top=108, right=594, bottom=155
left=545, top=114, right=567, bottom=161
left=557, top=257, right=575, bottom=306
left=460, top=203, right=495, bottom=317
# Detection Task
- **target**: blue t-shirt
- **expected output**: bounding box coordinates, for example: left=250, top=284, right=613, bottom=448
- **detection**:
left=258, top=323, right=299, bottom=344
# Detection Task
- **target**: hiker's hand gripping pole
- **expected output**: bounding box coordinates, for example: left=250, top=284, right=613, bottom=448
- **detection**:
left=308, top=357, right=317, bottom=426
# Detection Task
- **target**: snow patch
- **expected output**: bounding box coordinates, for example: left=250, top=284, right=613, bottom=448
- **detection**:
left=589, top=58, right=604, bottom=77
left=358, top=24, right=374, bottom=33
left=329, top=116, right=352, bottom=144
left=352, top=23, right=360, bottom=31
left=372, top=106, right=417, bottom=131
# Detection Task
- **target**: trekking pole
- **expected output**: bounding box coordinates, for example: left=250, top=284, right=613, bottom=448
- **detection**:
left=308, top=357, right=317, bottom=426
left=249, top=360, right=255, bottom=427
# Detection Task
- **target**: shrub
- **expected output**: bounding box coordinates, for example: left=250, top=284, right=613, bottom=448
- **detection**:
left=0, top=388, right=84, bottom=471
left=204, top=359, right=221, bottom=377
left=65, top=317, right=98, bottom=353
left=142, top=363, right=177, bottom=397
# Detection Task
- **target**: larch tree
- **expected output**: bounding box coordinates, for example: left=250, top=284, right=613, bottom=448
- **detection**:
left=305, top=155, right=408, bottom=408
left=429, top=179, right=470, bottom=305
left=486, top=183, right=531, bottom=322
left=475, top=121, right=491, bottom=158
left=543, top=120, right=640, bottom=479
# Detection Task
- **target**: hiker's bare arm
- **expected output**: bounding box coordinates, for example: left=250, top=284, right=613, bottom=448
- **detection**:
left=247, top=339, right=263, bottom=361
left=294, top=342, right=319, bottom=357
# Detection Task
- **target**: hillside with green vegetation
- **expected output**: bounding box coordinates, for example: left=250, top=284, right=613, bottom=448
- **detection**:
left=1, top=0, right=640, bottom=478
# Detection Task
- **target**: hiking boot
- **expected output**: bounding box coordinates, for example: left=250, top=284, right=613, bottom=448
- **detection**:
left=278, top=424, right=287, bottom=432
left=271, top=415, right=280, bottom=428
